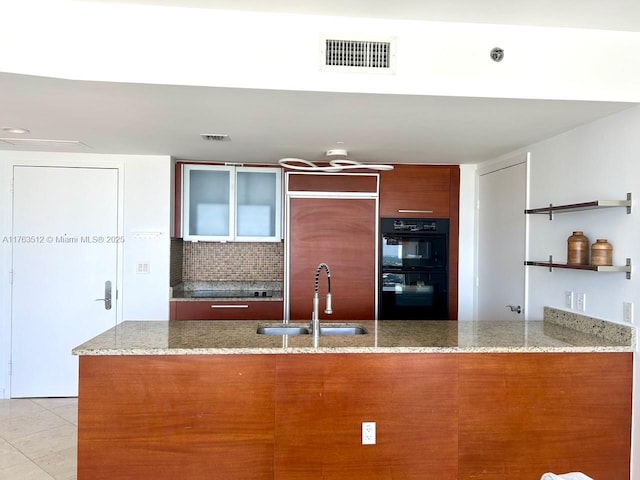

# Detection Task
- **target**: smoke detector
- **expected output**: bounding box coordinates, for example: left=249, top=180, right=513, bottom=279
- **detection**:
left=326, top=149, right=348, bottom=158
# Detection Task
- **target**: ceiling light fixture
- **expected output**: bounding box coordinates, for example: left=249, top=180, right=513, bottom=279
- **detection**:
left=279, top=150, right=394, bottom=172
left=1, top=127, right=30, bottom=134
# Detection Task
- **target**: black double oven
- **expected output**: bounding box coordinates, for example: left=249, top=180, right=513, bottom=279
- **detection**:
left=380, top=218, right=449, bottom=320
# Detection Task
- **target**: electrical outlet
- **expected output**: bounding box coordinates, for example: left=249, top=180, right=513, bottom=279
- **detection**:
left=362, top=422, right=376, bottom=445
left=136, top=262, right=150, bottom=274
left=576, top=293, right=586, bottom=312
left=564, top=291, right=574, bottom=309
left=623, top=302, right=634, bottom=323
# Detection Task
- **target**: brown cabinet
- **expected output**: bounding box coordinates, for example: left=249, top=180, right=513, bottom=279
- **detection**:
left=170, top=300, right=284, bottom=320
left=379, top=165, right=459, bottom=218
left=78, top=352, right=632, bottom=480
left=380, top=164, right=460, bottom=319
left=286, top=172, right=378, bottom=321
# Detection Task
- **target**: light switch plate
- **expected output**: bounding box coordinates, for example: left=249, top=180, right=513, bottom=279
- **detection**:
left=564, top=291, right=574, bottom=309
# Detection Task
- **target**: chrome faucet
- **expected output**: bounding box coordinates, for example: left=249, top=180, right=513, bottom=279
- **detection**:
left=312, top=263, right=332, bottom=347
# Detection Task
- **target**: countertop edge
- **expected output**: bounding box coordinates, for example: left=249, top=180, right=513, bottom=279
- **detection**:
left=72, top=345, right=634, bottom=356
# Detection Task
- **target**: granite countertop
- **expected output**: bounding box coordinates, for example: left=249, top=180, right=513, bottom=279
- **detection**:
left=170, top=281, right=283, bottom=301
left=73, top=308, right=635, bottom=355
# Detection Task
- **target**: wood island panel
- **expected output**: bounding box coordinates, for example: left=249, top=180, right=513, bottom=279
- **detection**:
left=274, top=354, right=459, bottom=479
left=78, top=355, right=277, bottom=480
left=458, top=353, right=633, bottom=480
left=78, top=351, right=632, bottom=480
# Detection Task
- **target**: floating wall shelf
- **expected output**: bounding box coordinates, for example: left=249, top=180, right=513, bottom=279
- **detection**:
left=525, top=256, right=632, bottom=280
left=525, top=193, right=633, bottom=279
left=525, top=193, right=632, bottom=220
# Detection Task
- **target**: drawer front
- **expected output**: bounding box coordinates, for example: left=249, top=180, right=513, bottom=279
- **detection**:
left=172, top=300, right=284, bottom=320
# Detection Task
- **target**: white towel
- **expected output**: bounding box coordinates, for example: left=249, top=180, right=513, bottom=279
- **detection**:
left=541, top=472, right=593, bottom=480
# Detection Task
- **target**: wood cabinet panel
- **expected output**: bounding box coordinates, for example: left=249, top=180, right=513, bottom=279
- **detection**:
left=78, top=355, right=276, bottom=480
left=274, top=354, right=459, bottom=480
left=379, top=165, right=460, bottom=319
left=289, top=197, right=376, bottom=320
left=379, top=165, right=454, bottom=218
left=458, top=353, right=632, bottom=480
left=172, top=300, right=284, bottom=320
left=448, top=166, right=460, bottom=320
left=287, top=173, right=378, bottom=192
left=78, top=352, right=632, bottom=480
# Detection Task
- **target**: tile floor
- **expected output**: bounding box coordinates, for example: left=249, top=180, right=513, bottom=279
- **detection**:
left=0, top=397, right=78, bottom=480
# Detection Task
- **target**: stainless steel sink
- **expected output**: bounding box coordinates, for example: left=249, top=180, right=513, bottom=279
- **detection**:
left=256, top=326, right=310, bottom=335
left=256, top=324, right=368, bottom=336
left=319, top=325, right=368, bottom=335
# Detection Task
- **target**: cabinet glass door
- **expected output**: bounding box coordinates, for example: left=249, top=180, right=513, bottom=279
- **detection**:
left=185, top=166, right=232, bottom=239
left=236, top=168, right=281, bottom=241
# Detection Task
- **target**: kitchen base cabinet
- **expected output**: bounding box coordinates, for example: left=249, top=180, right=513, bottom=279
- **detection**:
left=458, top=353, right=632, bottom=480
left=170, top=300, right=284, bottom=320
left=78, top=352, right=631, bottom=480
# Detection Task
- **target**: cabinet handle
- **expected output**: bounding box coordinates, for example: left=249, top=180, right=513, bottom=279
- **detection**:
left=398, top=209, right=434, bottom=214
left=210, top=305, right=250, bottom=309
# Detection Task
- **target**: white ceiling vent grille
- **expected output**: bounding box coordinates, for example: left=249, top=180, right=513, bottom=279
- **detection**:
left=200, top=134, right=231, bottom=142
left=320, top=36, right=396, bottom=74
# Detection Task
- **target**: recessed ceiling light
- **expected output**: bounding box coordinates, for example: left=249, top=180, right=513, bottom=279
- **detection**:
left=0, top=138, right=90, bottom=149
left=1, top=127, right=30, bottom=134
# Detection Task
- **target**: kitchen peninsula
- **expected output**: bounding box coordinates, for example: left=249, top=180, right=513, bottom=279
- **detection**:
left=73, top=308, right=634, bottom=480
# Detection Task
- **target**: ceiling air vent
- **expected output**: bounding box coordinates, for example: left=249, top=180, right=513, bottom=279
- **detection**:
left=200, top=134, right=231, bottom=142
left=320, top=36, right=396, bottom=74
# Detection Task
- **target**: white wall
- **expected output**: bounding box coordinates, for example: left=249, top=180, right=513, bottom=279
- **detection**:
left=458, top=164, right=477, bottom=320
left=0, top=151, right=172, bottom=398
left=121, top=155, right=172, bottom=319
left=2, top=1, right=640, bottom=102
left=526, top=106, right=640, bottom=323
left=484, top=104, right=640, bottom=479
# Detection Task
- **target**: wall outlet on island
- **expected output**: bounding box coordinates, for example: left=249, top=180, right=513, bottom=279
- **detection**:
left=362, top=422, right=376, bottom=445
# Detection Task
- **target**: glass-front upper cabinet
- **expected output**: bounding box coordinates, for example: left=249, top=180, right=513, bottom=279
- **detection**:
left=182, top=164, right=282, bottom=242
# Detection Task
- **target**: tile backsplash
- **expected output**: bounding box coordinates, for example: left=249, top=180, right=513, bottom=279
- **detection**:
left=170, top=238, right=183, bottom=287
left=182, top=241, right=284, bottom=282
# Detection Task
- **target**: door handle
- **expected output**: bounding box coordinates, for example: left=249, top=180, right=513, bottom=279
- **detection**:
left=94, top=280, right=112, bottom=310
left=506, top=304, right=522, bottom=314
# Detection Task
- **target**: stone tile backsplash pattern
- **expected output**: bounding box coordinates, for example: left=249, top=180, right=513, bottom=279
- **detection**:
left=183, top=241, right=284, bottom=282
left=170, top=238, right=184, bottom=287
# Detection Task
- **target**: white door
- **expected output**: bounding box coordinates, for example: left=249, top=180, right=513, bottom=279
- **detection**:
left=477, top=155, right=528, bottom=320
left=11, top=166, right=119, bottom=397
